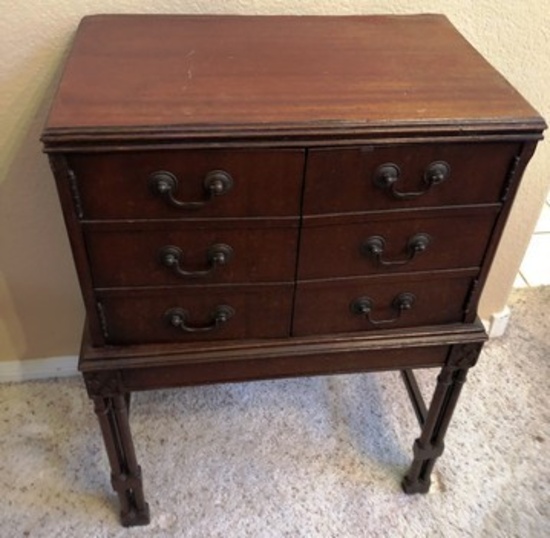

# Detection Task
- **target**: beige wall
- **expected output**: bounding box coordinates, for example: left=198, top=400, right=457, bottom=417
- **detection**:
left=1, top=0, right=548, bottom=362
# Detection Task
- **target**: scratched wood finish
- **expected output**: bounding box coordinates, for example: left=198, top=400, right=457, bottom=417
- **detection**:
left=44, top=15, right=541, bottom=138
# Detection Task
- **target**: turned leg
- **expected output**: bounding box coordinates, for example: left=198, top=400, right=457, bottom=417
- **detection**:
left=92, top=394, right=150, bottom=526
left=402, top=343, right=482, bottom=494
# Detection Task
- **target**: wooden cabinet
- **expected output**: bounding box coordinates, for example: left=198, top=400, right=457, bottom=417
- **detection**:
left=42, top=14, right=545, bottom=527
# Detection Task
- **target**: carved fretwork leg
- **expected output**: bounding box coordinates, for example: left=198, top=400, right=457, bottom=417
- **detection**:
left=402, top=343, right=483, bottom=494
left=92, top=395, right=150, bottom=526
left=86, top=372, right=150, bottom=527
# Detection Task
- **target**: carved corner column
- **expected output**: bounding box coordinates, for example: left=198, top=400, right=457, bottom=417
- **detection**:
left=402, top=342, right=482, bottom=494
left=85, top=372, right=150, bottom=527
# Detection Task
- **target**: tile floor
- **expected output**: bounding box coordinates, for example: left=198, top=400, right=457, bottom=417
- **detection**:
left=514, top=193, right=550, bottom=288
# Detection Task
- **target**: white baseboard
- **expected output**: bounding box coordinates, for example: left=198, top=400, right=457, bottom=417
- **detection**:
left=0, top=355, right=78, bottom=383
left=481, top=305, right=512, bottom=338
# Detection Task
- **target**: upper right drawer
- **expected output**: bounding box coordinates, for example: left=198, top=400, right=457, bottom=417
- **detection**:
left=303, top=143, right=520, bottom=215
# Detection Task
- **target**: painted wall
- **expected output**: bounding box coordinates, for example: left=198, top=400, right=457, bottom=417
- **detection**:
left=1, top=0, right=548, bottom=362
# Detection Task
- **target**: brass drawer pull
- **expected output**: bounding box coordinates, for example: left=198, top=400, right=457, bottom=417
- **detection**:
left=149, top=169, right=233, bottom=209
left=350, top=293, right=416, bottom=326
left=373, top=161, right=450, bottom=200
left=159, top=244, right=233, bottom=278
left=165, top=305, right=235, bottom=333
left=361, top=233, right=431, bottom=266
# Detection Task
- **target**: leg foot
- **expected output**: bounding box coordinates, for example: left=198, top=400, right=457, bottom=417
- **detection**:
left=121, top=502, right=151, bottom=527
left=401, top=475, right=430, bottom=494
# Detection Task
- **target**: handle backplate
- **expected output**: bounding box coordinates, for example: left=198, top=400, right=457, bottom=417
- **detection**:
left=361, top=233, right=431, bottom=266
left=350, top=292, right=416, bottom=326
left=165, top=305, right=235, bottom=333
left=159, top=243, right=233, bottom=278
left=373, top=161, right=451, bottom=200
left=149, top=169, right=233, bottom=210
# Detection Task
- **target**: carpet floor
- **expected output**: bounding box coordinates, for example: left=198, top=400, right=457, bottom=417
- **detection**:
left=1, top=287, right=549, bottom=537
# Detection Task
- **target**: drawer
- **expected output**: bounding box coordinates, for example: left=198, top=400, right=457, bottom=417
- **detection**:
left=85, top=220, right=299, bottom=287
left=292, top=272, right=474, bottom=336
left=69, top=149, right=304, bottom=219
left=97, top=284, right=294, bottom=345
left=304, top=142, right=519, bottom=214
left=298, top=208, right=498, bottom=279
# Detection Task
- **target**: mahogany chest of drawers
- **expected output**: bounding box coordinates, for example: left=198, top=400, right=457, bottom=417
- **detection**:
left=42, top=14, right=545, bottom=526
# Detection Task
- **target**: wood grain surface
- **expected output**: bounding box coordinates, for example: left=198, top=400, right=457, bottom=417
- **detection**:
left=44, top=14, right=543, bottom=139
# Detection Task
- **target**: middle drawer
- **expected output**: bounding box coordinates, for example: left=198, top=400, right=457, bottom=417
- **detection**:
left=298, top=207, right=498, bottom=279
left=85, top=219, right=299, bottom=288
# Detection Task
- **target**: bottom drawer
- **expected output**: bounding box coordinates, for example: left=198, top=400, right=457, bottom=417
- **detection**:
left=97, top=284, right=294, bottom=345
left=293, top=273, right=474, bottom=336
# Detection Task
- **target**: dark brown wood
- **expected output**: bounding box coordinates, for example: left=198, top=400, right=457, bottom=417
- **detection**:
left=121, top=346, right=450, bottom=391
left=96, top=283, right=295, bottom=345
left=293, top=271, right=475, bottom=336
left=68, top=148, right=304, bottom=219
left=304, top=142, right=521, bottom=214
left=48, top=155, right=105, bottom=344
left=79, top=322, right=480, bottom=390
left=42, top=14, right=545, bottom=527
left=402, top=342, right=482, bottom=493
left=43, top=15, right=543, bottom=141
left=91, top=395, right=150, bottom=526
left=42, top=130, right=544, bottom=153
left=78, top=319, right=487, bottom=371
left=84, top=220, right=299, bottom=287
left=298, top=207, right=498, bottom=279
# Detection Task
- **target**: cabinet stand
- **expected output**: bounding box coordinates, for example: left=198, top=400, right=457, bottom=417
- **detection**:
left=82, top=330, right=484, bottom=527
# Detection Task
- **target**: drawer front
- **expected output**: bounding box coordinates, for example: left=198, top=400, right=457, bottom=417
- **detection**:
left=85, top=222, right=299, bottom=287
left=304, top=142, right=519, bottom=214
left=293, top=273, right=473, bottom=336
left=97, top=284, right=294, bottom=344
left=298, top=209, right=497, bottom=279
left=70, top=149, right=305, bottom=219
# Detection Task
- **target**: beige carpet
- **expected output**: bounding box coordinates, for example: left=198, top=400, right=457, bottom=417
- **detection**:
left=1, top=287, right=549, bottom=537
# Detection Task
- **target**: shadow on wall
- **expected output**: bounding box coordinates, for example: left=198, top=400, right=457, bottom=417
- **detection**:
left=0, top=44, right=84, bottom=361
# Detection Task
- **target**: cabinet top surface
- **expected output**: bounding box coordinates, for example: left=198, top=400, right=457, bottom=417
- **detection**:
left=43, top=14, right=544, bottom=141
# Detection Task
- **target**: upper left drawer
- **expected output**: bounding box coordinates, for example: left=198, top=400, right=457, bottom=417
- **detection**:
left=67, top=149, right=305, bottom=219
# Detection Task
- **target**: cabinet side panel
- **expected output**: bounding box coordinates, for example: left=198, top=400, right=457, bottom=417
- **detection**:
left=48, top=154, right=104, bottom=345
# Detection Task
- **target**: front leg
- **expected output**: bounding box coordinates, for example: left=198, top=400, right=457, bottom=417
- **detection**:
left=86, top=372, right=150, bottom=526
left=402, top=342, right=483, bottom=493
